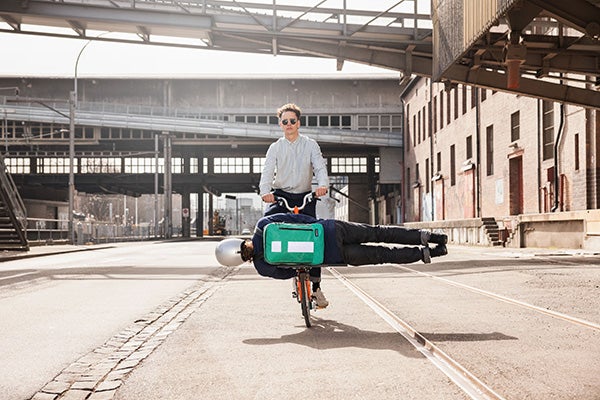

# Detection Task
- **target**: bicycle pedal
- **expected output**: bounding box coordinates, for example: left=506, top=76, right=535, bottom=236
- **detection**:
left=291, top=291, right=298, bottom=299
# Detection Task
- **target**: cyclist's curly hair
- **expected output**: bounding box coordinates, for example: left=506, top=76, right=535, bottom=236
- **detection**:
left=277, top=103, right=302, bottom=119
left=240, top=239, right=254, bottom=262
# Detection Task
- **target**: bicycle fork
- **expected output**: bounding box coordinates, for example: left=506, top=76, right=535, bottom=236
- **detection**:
left=292, top=274, right=316, bottom=310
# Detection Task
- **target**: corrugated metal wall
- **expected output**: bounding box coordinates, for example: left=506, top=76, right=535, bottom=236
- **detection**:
left=432, top=0, right=519, bottom=80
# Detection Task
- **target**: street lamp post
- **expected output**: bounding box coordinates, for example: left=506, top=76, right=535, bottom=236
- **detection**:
left=70, top=32, right=109, bottom=244
left=68, top=90, right=75, bottom=244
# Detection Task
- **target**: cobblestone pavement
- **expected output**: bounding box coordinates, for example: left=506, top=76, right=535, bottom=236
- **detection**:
left=30, top=266, right=236, bottom=400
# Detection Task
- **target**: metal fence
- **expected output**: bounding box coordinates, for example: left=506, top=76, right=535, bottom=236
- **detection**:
left=27, top=217, right=161, bottom=244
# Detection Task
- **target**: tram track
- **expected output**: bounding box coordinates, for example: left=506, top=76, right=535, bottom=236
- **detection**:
left=329, top=267, right=506, bottom=400
left=391, top=265, right=600, bottom=332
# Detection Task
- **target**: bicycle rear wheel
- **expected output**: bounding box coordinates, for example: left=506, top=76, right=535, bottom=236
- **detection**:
left=298, top=271, right=312, bottom=328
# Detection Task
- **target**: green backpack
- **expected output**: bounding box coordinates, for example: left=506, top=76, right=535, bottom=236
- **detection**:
left=263, top=222, right=325, bottom=265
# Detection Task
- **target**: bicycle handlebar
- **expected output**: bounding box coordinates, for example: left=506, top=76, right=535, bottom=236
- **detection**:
left=273, top=191, right=318, bottom=214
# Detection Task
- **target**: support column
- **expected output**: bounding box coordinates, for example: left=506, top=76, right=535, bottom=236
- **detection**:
left=163, top=132, right=172, bottom=238
left=196, top=191, right=204, bottom=237
left=181, top=190, right=191, bottom=238
left=208, top=193, right=214, bottom=235
left=348, top=175, right=370, bottom=223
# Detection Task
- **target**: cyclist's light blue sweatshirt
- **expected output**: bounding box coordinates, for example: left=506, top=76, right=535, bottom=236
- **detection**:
left=251, top=213, right=342, bottom=280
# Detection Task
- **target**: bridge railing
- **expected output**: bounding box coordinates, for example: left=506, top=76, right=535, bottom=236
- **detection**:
left=27, top=217, right=163, bottom=244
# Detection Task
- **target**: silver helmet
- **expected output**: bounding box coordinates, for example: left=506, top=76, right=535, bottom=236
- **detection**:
left=215, top=238, right=245, bottom=266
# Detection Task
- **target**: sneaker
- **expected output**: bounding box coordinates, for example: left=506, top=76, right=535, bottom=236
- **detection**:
left=429, top=232, right=448, bottom=245
left=422, top=246, right=431, bottom=264
left=312, top=288, right=329, bottom=308
left=430, top=243, right=448, bottom=258
left=291, top=277, right=298, bottom=299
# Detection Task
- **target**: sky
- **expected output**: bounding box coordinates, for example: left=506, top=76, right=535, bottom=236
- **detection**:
left=0, top=31, right=394, bottom=78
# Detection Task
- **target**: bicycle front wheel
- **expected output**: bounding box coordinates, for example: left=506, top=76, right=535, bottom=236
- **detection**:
left=298, top=272, right=312, bottom=328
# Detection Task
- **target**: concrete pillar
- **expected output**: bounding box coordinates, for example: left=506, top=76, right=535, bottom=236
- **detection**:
left=347, top=175, right=370, bottom=223
left=196, top=191, right=204, bottom=237
left=181, top=190, right=191, bottom=238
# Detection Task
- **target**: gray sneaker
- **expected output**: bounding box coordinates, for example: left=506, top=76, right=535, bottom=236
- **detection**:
left=312, top=288, right=329, bottom=308
left=292, top=277, right=298, bottom=299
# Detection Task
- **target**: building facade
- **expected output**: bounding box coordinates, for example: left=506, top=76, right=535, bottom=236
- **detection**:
left=402, top=77, right=600, bottom=249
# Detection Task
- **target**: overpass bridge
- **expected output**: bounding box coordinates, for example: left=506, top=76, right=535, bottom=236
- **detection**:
left=4, top=97, right=392, bottom=197
left=1, top=74, right=404, bottom=233
left=0, top=0, right=598, bottom=108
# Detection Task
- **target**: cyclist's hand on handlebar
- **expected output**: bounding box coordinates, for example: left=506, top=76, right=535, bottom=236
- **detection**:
left=261, top=193, right=275, bottom=203
left=314, top=186, right=328, bottom=197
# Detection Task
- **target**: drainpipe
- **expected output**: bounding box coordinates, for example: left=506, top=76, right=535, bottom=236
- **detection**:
left=551, top=102, right=565, bottom=212
left=475, top=88, right=481, bottom=218
left=400, top=97, right=406, bottom=224
left=429, top=78, right=435, bottom=221
left=537, top=99, right=542, bottom=213
left=399, top=75, right=419, bottom=224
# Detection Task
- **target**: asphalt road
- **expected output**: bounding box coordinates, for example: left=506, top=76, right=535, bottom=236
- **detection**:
left=1, top=242, right=599, bottom=400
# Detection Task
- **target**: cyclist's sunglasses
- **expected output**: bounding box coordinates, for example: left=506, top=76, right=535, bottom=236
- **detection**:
left=281, top=118, right=297, bottom=125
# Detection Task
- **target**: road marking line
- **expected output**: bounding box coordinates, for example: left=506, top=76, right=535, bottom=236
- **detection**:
left=0, top=271, right=37, bottom=281
left=329, top=267, right=506, bottom=400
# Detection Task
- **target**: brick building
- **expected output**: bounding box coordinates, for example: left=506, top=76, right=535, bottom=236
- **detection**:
left=401, top=77, right=600, bottom=249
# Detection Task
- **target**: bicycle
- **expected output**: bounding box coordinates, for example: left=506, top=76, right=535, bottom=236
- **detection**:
left=271, top=191, right=321, bottom=327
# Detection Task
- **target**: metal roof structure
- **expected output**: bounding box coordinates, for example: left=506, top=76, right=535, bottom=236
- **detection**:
left=0, top=0, right=598, bottom=108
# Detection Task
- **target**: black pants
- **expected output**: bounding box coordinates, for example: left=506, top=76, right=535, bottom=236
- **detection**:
left=334, top=220, right=424, bottom=266
left=264, top=189, right=317, bottom=218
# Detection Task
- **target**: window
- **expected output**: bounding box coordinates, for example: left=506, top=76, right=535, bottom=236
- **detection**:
left=415, top=163, right=420, bottom=187
left=471, top=87, right=477, bottom=109
left=80, top=158, right=122, bottom=174
left=417, top=110, right=421, bottom=144
left=40, top=158, right=75, bottom=174
left=453, top=88, right=458, bottom=120
left=436, top=152, right=442, bottom=174
left=481, top=89, right=487, bottom=102
left=542, top=101, right=554, bottom=160
left=253, top=157, right=265, bottom=173
left=425, top=158, right=430, bottom=193
left=510, top=111, right=520, bottom=142
left=213, top=157, right=250, bottom=174
left=450, top=145, right=456, bottom=186
left=447, top=90, right=452, bottom=124
left=486, top=125, right=494, bottom=176
left=462, top=85, right=467, bottom=115
left=466, top=135, right=473, bottom=160
left=405, top=105, right=410, bottom=150
left=124, top=157, right=170, bottom=173
left=341, top=115, right=351, bottom=128
left=4, top=157, right=30, bottom=174
left=190, top=157, right=199, bottom=174
left=422, top=106, right=427, bottom=140
left=412, top=114, right=416, bottom=147
left=433, top=96, right=437, bottom=133
left=330, top=157, right=367, bottom=173
left=406, top=167, right=411, bottom=199
left=574, top=134, right=580, bottom=171
left=439, top=92, right=444, bottom=130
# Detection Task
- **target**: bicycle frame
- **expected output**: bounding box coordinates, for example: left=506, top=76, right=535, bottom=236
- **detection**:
left=293, top=268, right=315, bottom=327
left=272, top=191, right=319, bottom=327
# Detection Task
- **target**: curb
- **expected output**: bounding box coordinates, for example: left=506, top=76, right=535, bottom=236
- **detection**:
left=0, top=246, right=116, bottom=263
